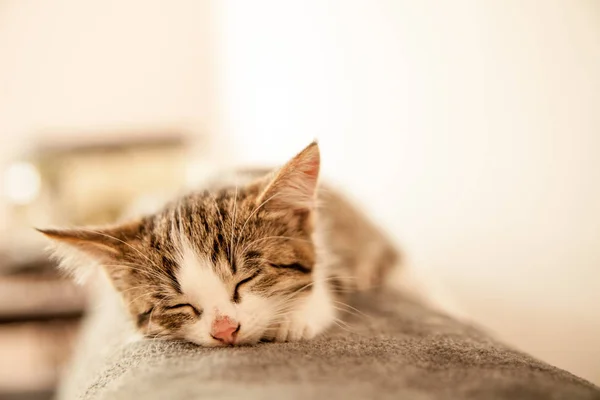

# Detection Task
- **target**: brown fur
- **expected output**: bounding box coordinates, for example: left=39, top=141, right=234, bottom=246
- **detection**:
left=39, top=142, right=399, bottom=342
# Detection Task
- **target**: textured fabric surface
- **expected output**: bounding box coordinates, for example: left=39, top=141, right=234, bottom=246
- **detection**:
left=57, top=288, right=600, bottom=400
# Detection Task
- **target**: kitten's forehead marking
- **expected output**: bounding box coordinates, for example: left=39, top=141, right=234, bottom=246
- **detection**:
left=174, top=189, right=248, bottom=276
left=175, top=236, right=235, bottom=318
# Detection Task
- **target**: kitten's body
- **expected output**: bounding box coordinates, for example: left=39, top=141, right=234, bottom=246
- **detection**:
left=40, top=143, right=400, bottom=346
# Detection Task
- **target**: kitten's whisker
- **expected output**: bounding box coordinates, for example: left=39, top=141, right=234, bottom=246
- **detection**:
left=124, top=290, right=172, bottom=311
left=100, top=264, right=174, bottom=286
left=115, top=265, right=174, bottom=285
left=269, top=302, right=300, bottom=316
left=234, top=192, right=279, bottom=256
left=240, top=236, right=312, bottom=255
left=268, top=275, right=361, bottom=308
left=240, top=320, right=272, bottom=341
left=210, top=192, right=226, bottom=232
left=332, top=318, right=361, bottom=336
left=332, top=300, right=372, bottom=320
left=101, top=261, right=170, bottom=279
left=174, top=199, right=186, bottom=255
left=332, top=306, right=368, bottom=321
left=229, top=184, right=239, bottom=267
left=91, top=287, right=160, bottom=313
left=118, top=284, right=161, bottom=296
left=147, top=297, right=171, bottom=335
left=116, top=281, right=178, bottom=301
left=90, top=283, right=161, bottom=313
left=79, top=228, right=162, bottom=272
left=240, top=303, right=301, bottom=341
left=275, top=281, right=318, bottom=303
left=327, top=286, right=356, bottom=294
left=334, top=318, right=362, bottom=334
left=313, top=273, right=361, bottom=283
left=123, top=292, right=160, bottom=310
left=239, top=309, right=285, bottom=341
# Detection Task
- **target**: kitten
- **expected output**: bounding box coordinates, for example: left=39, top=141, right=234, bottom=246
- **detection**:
left=38, top=142, right=399, bottom=346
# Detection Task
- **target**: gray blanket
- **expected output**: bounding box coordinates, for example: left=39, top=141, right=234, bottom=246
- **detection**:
left=57, top=289, right=600, bottom=400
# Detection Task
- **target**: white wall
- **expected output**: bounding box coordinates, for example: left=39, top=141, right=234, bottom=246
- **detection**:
left=0, top=0, right=216, bottom=156
left=0, top=0, right=219, bottom=229
left=215, top=0, right=600, bottom=383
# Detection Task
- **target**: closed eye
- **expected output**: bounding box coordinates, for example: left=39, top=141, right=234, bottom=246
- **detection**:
left=233, top=272, right=260, bottom=303
left=164, top=303, right=202, bottom=317
left=136, top=307, right=154, bottom=328
left=269, top=262, right=311, bottom=274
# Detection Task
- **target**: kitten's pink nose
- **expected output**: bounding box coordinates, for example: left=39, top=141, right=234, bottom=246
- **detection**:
left=210, top=316, right=240, bottom=344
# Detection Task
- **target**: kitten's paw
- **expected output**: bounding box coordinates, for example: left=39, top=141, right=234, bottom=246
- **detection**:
left=272, top=288, right=336, bottom=343
left=274, top=317, right=320, bottom=342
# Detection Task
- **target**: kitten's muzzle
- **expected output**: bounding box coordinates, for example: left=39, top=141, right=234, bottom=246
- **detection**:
left=210, top=316, right=240, bottom=345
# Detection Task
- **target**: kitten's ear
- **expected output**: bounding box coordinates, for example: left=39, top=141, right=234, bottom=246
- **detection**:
left=37, top=220, right=142, bottom=283
left=258, top=141, right=320, bottom=210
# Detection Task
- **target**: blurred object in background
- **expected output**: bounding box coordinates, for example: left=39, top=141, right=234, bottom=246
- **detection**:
left=1, top=129, right=211, bottom=264
left=32, top=131, right=186, bottom=226
left=0, top=127, right=211, bottom=399
left=0, top=262, right=81, bottom=400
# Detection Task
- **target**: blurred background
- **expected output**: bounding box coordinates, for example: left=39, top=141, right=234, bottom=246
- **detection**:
left=0, top=0, right=599, bottom=398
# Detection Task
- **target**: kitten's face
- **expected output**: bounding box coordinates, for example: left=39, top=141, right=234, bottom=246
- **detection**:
left=40, top=142, right=330, bottom=346
left=115, top=187, right=315, bottom=346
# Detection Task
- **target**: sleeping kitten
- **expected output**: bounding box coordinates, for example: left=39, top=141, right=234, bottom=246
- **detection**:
left=39, top=142, right=399, bottom=346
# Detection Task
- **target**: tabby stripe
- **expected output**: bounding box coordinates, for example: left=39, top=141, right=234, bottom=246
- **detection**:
left=162, top=255, right=182, bottom=293
left=270, top=263, right=311, bottom=274
left=136, top=308, right=153, bottom=327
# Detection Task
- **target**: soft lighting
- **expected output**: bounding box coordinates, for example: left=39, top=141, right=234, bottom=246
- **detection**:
left=185, top=160, right=216, bottom=189
left=3, top=162, right=42, bottom=205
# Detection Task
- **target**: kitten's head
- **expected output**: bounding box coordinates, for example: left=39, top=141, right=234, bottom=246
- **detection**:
left=39, top=142, right=323, bottom=346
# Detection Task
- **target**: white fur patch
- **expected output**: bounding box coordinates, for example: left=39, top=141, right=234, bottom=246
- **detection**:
left=43, top=240, right=99, bottom=284
left=175, top=239, right=237, bottom=345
